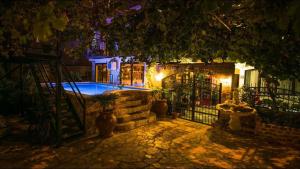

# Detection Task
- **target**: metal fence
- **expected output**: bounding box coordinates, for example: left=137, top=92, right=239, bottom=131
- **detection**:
left=162, top=73, right=222, bottom=125
left=243, top=84, right=300, bottom=113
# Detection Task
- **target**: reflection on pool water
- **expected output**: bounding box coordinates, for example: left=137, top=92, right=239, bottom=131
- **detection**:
left=63, top=82, right=146, bottom=96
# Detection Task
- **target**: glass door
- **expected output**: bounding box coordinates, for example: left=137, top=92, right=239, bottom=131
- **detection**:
left=96, top=64, right=109, bottom=83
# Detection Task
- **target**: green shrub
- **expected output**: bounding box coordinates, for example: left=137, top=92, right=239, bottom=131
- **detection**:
left=261, top=99, right=273, bottom=107
left=257, top=107, right=300, bottom=128
left=240, top=86, right=256, bottom=107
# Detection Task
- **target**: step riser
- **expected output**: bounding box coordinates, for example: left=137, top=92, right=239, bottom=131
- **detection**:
left=116, top=93, right=149, bottom=103
left=117, top=100, right=143, bottom=108
left=116, top=111, right=150, bottom=123
left=115, top=104, right=151, bottom=116
left=115, top=113, right=156, bottom=132
left=116, top=96, right=135, bottom=102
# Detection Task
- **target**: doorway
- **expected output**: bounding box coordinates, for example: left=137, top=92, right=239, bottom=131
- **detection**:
left=95, top=64, right=109, bottom=83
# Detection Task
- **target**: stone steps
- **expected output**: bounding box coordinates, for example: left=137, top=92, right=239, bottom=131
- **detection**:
left=116, top=110, right=150, bottom=123
left=115, top=113, right=156, bottom=131
left=116, top=96, right=137, bottom=102
left=118, top=100, right=143, bottom=108
left=115, top=104, right=150, bottom=116
left=113, top=90, right=155, bottom=132
left=46, top=93, right=83, bottom=139
left=62, top=130, right=84, bottom=140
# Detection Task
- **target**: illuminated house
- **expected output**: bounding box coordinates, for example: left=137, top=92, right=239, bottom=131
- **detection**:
left=89, top=56, right=146, bottom=87
left=88, top=57, right=249, bottom=94
left=244, top=69, right=300, bottom=93
left=151, top=62, right=238, bottom=93
left=87, top=33, right=257, bottom=91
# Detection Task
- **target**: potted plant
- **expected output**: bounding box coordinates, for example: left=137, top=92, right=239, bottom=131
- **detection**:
left=151, top=89, right=168, bottom=119
left=94, top=93, right=118, bottom=138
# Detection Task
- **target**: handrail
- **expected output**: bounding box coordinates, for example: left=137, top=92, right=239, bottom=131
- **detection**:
left=38, top=63, right=86, bottom=131
left=64, top=78, right=85, bottom=106
left=40, top=64, right=55, bottom=90
left=37, top=64, right=53, bottom=94
left=61, top=66, right=86, bottom=107
left=0, top=65, right=21, bottom=81
left=29, top=65, right=57, bottom=132
left=61, top=64, right=86, bottom=129
left=35, top=62, right=86, bottom=131
left=29, top=65, right=49, bottom=110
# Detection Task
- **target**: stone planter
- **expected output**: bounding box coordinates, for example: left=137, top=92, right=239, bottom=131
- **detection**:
left=151, top=99, right=168, bottom=119
left=216, top=100, right=256, bottom=131
left=229, top=111, right=255, bottom=131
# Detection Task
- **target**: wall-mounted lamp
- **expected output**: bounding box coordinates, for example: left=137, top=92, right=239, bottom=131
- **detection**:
left=155, top=72, right=165, bottom=81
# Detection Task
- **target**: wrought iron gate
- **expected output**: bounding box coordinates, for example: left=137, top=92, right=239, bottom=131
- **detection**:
left=162, top=73, right=222, bottom=125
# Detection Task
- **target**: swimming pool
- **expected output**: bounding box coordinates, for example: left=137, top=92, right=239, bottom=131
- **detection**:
left=63, top=82, right=146, bottom=95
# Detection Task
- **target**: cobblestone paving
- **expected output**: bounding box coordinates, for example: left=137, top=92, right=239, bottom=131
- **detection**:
left=1, top=119, right=300, bottom=169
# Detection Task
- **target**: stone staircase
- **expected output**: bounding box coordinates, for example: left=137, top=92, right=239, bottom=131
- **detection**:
left=44, top=90, right=84, bottom=140
left=113, top=90, right=156, bottom=131
left=33, top=64, right=85, bottom=141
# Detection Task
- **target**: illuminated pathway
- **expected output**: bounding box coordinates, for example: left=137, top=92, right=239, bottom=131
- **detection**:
left=1, top=119, right=300, bottom=169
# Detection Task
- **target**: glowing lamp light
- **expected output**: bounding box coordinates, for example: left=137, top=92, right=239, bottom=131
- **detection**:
left=155, top=73, right=164, bottom=81
left=219, top=77, right=232, bottom=86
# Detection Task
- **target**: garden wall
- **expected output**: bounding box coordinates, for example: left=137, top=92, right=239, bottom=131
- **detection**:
left=66, top=90, right=154, bottom=137
left=255, top=118, right=300, bottom=146
left=217, top=111, right=300, bottom=146
left=66, top=92, right=109, bottom=136
left=217, top=111, right=256, bottom=133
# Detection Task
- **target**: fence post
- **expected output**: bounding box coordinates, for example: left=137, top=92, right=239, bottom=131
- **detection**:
left=55, top=60, right=62, bottom=145
left=218, top=83, right=222, bottom=120
left=20, top=64, right=24, bottom=116
left=219, top=83, right=222, bottom=104
left=191, top=74, right=196, bottom=121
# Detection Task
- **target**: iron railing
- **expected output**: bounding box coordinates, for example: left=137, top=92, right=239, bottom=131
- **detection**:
left=162, top=72, right=222, bottom=125
left=61, top=64, right=86, bottom=130
left=243, top=85, right=300, bottom=113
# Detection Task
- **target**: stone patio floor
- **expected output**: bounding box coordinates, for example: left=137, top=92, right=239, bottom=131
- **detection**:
left=1, top=119, right=300, bottom=169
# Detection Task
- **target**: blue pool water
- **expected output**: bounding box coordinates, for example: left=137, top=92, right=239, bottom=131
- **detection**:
left=62, top=82, right=145, bottom=95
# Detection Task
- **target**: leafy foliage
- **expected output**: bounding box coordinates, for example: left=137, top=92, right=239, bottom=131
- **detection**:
left=106, top=0, right=300, bottom=80
left=1, top=0, right=299, bottom=81
left=257, top=107, right=300, bottom=128
left=240, top=86, right=256, bottom=107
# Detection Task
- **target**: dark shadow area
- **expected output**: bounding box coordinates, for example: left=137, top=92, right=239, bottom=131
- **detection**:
left=206, top=127, right=300, bottom=168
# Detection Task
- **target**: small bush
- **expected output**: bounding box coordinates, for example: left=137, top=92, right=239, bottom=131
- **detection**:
left=257, top=107, right=300, bottom=128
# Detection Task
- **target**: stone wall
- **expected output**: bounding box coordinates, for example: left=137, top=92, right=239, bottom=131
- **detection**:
left=67, top=92, right=115, bottom=136
left=255, top=118, right=300, bottom=146
left=66, top=90, right=153, bottom=137
left=215, top=111, right=256, bottom=133
left=215, top=111, right=300, bottom=146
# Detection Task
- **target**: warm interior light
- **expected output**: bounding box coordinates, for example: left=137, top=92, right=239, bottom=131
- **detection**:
left=219, top=77, right=232, bottom=86
left=155, top=72, right=164, bottom=81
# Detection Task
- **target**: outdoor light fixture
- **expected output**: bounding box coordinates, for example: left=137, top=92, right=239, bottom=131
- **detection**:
left=155, top=72, right=164, bottom=81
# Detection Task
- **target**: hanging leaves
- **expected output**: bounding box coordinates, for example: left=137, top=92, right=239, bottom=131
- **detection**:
left=51, top=14, right=69, bottom=32
left=32, top=2, right=69, bottom=42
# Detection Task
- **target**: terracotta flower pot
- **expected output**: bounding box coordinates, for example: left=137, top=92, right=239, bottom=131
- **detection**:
left=96, top=112, right=117, bottom=138
left=152, top=99, right=168, bottom=119
left=172, top=112, right=180, bottom=119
